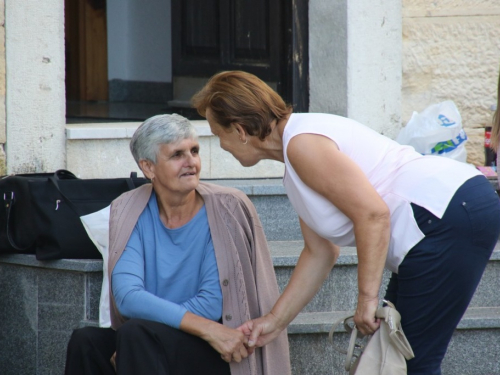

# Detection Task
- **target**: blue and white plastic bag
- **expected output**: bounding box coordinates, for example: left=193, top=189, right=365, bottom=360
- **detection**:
left=396, top=100, right=468, bottom=162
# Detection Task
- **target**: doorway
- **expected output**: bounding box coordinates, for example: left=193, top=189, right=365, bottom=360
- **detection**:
left=171, top=0, right=309, bottom=113
left=65, top=0, right=108, bottom=102
left=64, top=0, right=308, bottom=123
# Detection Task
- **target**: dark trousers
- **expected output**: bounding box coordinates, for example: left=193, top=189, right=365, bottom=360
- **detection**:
left=384, top=176, right=500, bottom=375
left=65, top=319, right=231, bottom=375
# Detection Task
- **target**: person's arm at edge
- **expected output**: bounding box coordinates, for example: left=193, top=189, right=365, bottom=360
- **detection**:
left=239, top=218, right=339, bottom=347
left=287, top=134, right=390, bottom=334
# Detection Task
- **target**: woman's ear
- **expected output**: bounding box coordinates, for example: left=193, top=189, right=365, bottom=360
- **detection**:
left=139, top=159, right=155, bottom=180
left=232, top=123, right=246, bottom=140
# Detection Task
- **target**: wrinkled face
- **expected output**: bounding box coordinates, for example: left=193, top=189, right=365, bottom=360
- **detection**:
left=206, top=108, right=259, bottom=167
left=148, top=138, right=201, bottom=195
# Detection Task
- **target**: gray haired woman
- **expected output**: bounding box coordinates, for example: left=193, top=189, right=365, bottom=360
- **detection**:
left=65, top=114, right=291, bottom=375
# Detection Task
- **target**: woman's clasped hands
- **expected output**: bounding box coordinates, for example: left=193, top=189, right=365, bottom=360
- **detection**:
left=237, top=312, right=286, bottom=351
left=205, top=323, right=252, bottom=363
left=210, top=312, right=286, bottom=363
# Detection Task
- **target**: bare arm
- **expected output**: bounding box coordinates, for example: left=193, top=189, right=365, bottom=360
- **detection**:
left=239, top=218, right=339, bottom=347
left=287, top=134, right=390, bottom=334
left=238, top=133, right=390, bottom=345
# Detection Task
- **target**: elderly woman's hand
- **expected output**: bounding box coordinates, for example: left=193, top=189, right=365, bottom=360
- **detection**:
left=204, top=323, right=250, bottom=363
left=237, top=312, right=285, bottom=349
left=180, top=311, right=251, bottom=363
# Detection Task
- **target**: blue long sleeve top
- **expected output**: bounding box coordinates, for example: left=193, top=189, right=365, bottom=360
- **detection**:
left=111, top=192, right=223, bottom=328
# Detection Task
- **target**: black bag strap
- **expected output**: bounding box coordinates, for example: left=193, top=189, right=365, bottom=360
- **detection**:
left=54, top=169, right=78, bottom=180
left=48, top=176, right=80, bottom=214
left=126, top=172, right=137, bottom=190
left=128, top=171, right=149, bottom=189
left=3, top=192, right=31, bottom=251
left=47, top=171, right=143, bottom=214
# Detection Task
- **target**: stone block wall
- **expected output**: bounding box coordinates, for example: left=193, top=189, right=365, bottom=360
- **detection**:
left=0, top=0, right=6, bottom=175
left=5, top=0, right=66, bottom=174
left=402, top=1, right=500, bottom=166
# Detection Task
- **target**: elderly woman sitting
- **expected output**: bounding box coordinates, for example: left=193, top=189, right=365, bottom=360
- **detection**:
left=64, top=114, right=291, bottom=375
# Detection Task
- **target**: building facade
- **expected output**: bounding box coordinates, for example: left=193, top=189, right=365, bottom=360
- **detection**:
left=1, top=0, right=499, bottom=176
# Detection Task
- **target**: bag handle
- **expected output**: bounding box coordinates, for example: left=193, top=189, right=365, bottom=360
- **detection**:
left=3, top=192, right=32, bottom=251
left=329, top=315, right=366, bottom=372
left=127, top=172, right=144, bottom=190
left=329, top=300, right=415, bottom=372
left=47, top=172, right=81, bottom=214
left=375, top=301, right=415, bottom=360
left=54, top=169, right=78, bottom=180
left=48, top=172, right=145, bottom=214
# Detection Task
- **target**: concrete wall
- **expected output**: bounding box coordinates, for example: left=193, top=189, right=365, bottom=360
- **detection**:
left=347, top=0, right=402, bottom=138
left=5, top=0, right=66, bottom=173
left=4, top=1, right=499, bottom=173
left=0, top=0, right=6, bottom=175
left=309, top=0, right=402, bottom=139
left=402, top=1, right=500, bottom=165
left=65, top=122, right=285, bottom=179
left=309, top=0, right=348, bottom=117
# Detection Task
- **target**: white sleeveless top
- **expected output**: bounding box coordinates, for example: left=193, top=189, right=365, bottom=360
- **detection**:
left=282, top=113, right=481, bottom=273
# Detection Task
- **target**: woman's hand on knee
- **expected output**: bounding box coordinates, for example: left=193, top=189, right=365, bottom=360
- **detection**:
left=180, top=312, right=250, bottom=363
left=205, top=323, right=249, bottom=363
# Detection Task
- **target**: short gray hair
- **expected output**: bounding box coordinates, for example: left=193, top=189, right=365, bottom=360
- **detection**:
left=130, top=114, right=198, bottom=165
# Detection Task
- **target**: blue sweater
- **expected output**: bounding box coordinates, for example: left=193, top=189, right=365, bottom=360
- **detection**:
left=112, top=193, right=223, bottom=328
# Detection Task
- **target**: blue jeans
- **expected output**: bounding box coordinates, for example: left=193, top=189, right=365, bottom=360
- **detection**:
left=384, top=175, right=500, bottom=375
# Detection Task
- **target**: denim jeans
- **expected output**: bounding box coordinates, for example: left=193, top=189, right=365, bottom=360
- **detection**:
left=385, top=175, right=500, bottom=375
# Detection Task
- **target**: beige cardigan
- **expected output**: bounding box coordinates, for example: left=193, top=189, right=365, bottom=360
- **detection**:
left=108, top=182, right=291, bottom=375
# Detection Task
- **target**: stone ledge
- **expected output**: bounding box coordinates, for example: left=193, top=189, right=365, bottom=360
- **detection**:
left=79, top=306, right=500, bottom=335
left=270, top=241, right=500, bottom=267
left=288, top=307, right=500, bottom=335
left=1, top=243, right=497, bottom=272
left=0, top=253, right=103, bottom=272
left=202, top=178, right=285, bottom=196
left=65, top=120, right=211, bottom=140
left=270, top=241, right=358, bottom=266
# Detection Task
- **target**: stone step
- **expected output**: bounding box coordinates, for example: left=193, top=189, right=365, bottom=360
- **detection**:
left=78, top=307, right=500, bottom=375
left=207, top=179, right=301, bottom=241
left=287, top=307, right=500, bottom=375
left=0, top=236, right=498, bottom=375
left=202, top=177, right=500, bottom=241
left=270, top=241, right=500, bottom=311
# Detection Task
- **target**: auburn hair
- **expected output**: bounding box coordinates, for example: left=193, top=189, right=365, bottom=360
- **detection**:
left=191, top=71, right=292, bottom=140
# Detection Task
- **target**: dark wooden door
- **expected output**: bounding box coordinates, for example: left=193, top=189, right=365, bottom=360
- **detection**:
left=171, top=0, right=308, bottom=111
left=65, top=0, right=108, bottom=101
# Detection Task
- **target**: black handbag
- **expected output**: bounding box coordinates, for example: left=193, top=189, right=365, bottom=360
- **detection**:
left=0, top=171, right=66, bottom=254
left=0, top=170, right=148, bottom=260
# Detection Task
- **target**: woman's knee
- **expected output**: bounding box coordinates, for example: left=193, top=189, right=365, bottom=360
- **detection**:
left=116, top=318, right=164, bottom=343
left=68, top=327, right=100, bottom=348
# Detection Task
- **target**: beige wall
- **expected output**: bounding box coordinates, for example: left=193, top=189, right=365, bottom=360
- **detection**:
left=0, top=0, right=6, bottom=175
left=3, top=2, right=499, bottom=175
left=402, top=1, right=500, bottom=165
left=5, top=0, right=66, bottom=174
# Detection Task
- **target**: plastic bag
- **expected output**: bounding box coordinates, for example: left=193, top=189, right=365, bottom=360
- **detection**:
left=396, top=100, right=468, bottom=162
